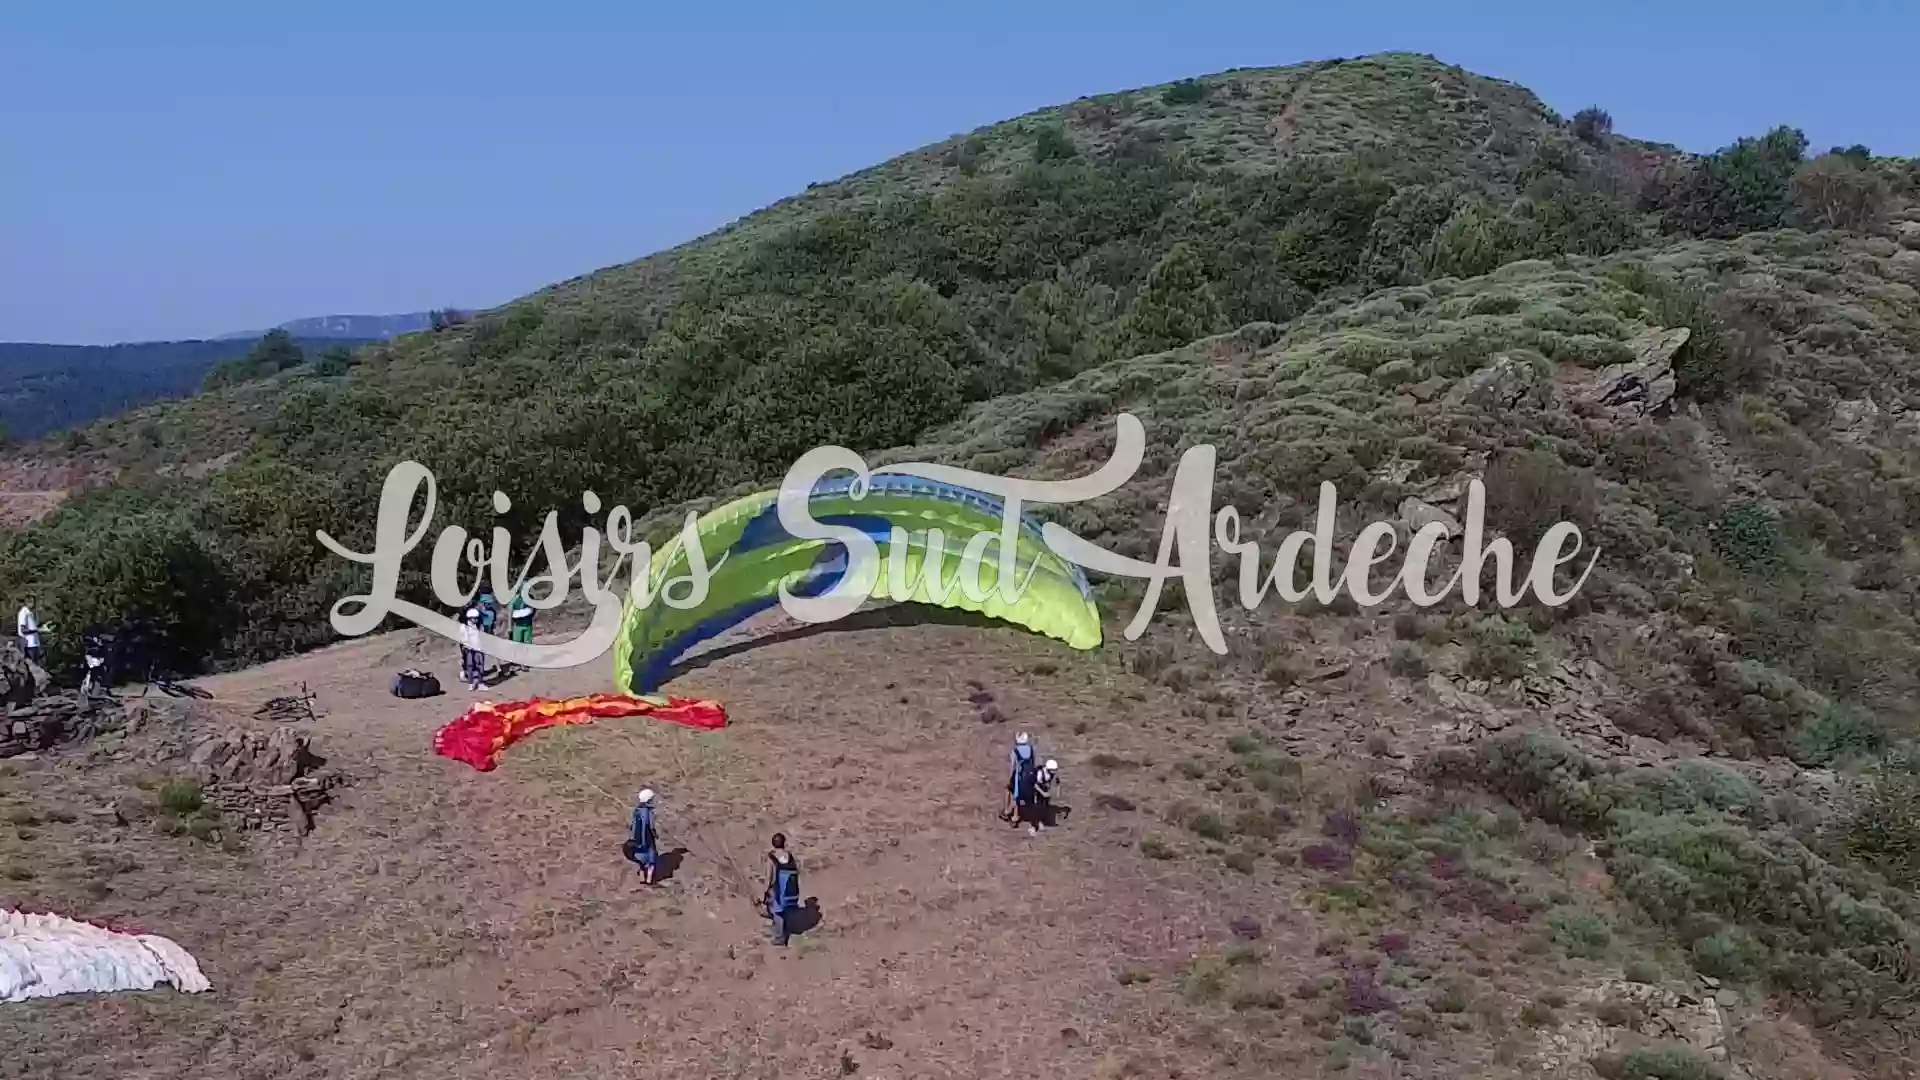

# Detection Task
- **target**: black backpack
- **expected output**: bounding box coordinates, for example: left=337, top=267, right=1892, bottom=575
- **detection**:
left=391, top=669, right=442, bottom=699
left=1015, top=748, right=1040, bottom=799
left=771, top=858, right=801, bottom=908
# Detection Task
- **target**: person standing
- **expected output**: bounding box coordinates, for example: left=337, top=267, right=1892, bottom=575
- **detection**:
left=764, top=833, right=802, bottom=946
left=1003, top=731, right=1039, bottom=825
left=629, top=788, right=659, bottom=885
left=506, top=586, right=534, bottom=661
left=1032, top=759, right=1061, bottom=832
left=81, top=628, right=108, bottom=698
left=15, top=596, right=43, bottom=667
left=476, top=585, right=500, bottom=637
left=459, top=607, right=486, bottom=690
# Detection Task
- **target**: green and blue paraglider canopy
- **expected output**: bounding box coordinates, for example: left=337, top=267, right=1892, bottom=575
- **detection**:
left=612, top=474, right=1101, bottom=694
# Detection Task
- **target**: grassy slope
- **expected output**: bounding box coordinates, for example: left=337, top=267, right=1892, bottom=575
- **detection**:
left=6, top=51, right=1663, bottom=670
left=31, top=52, right=1608, bottom=473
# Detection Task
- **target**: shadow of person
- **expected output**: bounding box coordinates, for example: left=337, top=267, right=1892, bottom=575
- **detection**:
left=655, top=847, right=689, bottom=883
left=786, top=898, right=823, bottom=937
left=618, top=843, right=690, bottom=882
left=1044, top=803, right=1071, bottom=828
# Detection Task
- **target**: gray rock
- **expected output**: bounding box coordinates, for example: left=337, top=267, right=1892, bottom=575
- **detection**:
left=1831, top=398, right=1881, bottom=446
left=1588, top=326, right=1688, bottom=417
left=1399, top=496, right=1461, bottom=537
left=1447, top=353, right=1551, bottom=412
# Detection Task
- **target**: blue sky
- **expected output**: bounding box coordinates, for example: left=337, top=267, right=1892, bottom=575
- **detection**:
left=4, top=1, right=1913, bottom=344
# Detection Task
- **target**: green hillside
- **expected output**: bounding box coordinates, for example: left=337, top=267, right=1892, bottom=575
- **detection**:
left=5, top=49, right=1920, bottom=1068
left=1, top=50, right=1913, bottom=678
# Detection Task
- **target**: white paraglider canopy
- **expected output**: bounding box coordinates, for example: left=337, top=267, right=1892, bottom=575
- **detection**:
left=1, top=909, right=209, bottom=1003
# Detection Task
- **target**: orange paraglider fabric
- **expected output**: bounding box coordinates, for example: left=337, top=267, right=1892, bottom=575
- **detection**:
left=433, top=693, right=727, bottom=772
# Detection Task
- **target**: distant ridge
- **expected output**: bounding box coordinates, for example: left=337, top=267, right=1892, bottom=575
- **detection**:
left=0, top=335, right=373, bottom=440
left=215, top=311, right=461, bottom=341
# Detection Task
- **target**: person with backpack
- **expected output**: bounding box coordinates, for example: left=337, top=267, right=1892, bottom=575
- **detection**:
left=1032, top=759, right=1060, bottom=830
left=764, top=833, right=802, bottom=946
left=1004, top=731, right=1041, bottom=830
left=628, top=788, right=659, bottom=885
left=81, top=628, right=109, bottom=698
left=459, top=606, right=486, bottom=690
left=476, top=585, right=500, bottom=637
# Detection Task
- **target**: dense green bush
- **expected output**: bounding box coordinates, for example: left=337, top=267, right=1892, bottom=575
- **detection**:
left=1570, top=107, right=1612, bottom=146
left=1642, top=126, right=1809, bottom=238
left=1845, top=744, right=1920, bottom=891
left=1431, top=732, right=1920, bottom=1019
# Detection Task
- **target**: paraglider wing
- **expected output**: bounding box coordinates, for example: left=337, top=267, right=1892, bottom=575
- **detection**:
left=612, top=474, right=1101, bottom=694
left=433, top=693, right=727, bottom=772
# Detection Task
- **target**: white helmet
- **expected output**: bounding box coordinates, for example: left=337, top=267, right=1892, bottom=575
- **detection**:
left=636, top=788, right=654, bottom=804
left=1015, top=732, right=1030, bottom=745
left=463, top=607, right=479, bottom=622
left=1044, top=759, right=1058, bottom=772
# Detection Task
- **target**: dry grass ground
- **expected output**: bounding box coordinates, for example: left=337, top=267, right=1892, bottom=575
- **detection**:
left=0, top=611, right=1873, bottom=1079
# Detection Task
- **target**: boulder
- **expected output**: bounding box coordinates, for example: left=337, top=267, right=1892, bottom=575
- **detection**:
left=1831, top=398, right=1881, bottom=447
left=1399, top=496, right=1461, bottom=537
left=1446, top=353, right=1551, bottom=412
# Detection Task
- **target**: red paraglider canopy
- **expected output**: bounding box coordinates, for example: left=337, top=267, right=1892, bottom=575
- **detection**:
left=433, top=693, right=727, bottom=771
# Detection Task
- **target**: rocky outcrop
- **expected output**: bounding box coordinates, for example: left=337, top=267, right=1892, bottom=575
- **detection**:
left=1586, top=327, right=1688, bottom=418
left=1420, top=658, right=1652, bottom=764
left=1531, top=975, right=1735, bottom=1079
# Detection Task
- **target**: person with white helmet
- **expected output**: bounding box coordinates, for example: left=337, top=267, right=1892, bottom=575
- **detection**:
left=458, top=606, right=486, bottom=690
left=628, top=788, right=659, bottom=885
left=1004, top=731, right=1042, bottom=831
left=1033, top=759, right=1061, bottom=831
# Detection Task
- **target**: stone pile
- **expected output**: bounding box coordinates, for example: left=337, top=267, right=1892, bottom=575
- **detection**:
left=188, top=726, right=345, bottom=836
left=0, top=638, right=45, bottom=707
left=1, top=692, right=122, bottom=758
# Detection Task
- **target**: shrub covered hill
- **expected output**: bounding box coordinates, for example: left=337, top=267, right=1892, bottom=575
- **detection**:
left=7, top=50, right=1920, bottom=1062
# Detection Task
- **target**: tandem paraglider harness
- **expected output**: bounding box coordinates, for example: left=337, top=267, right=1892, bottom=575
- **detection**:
left=390, top=669, right=442, bottom=699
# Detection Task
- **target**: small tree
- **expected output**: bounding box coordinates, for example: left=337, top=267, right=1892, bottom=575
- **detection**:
left=249, top=328, right=303, bottom=372
left=1033, top=123, right=1078, bottom=163
left=1571, top=106, right=1613, bottom=146
left=202, top=328, right=303, bottom=390
left=1791, top=153, right=1891, bottom=231
left=1115, top=242, right=1225, bottom=356
left=312, top=345, right=354, bottom=377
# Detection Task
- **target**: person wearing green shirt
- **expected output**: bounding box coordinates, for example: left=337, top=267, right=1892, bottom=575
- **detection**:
left=506, top=588, right=534, bottom=645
